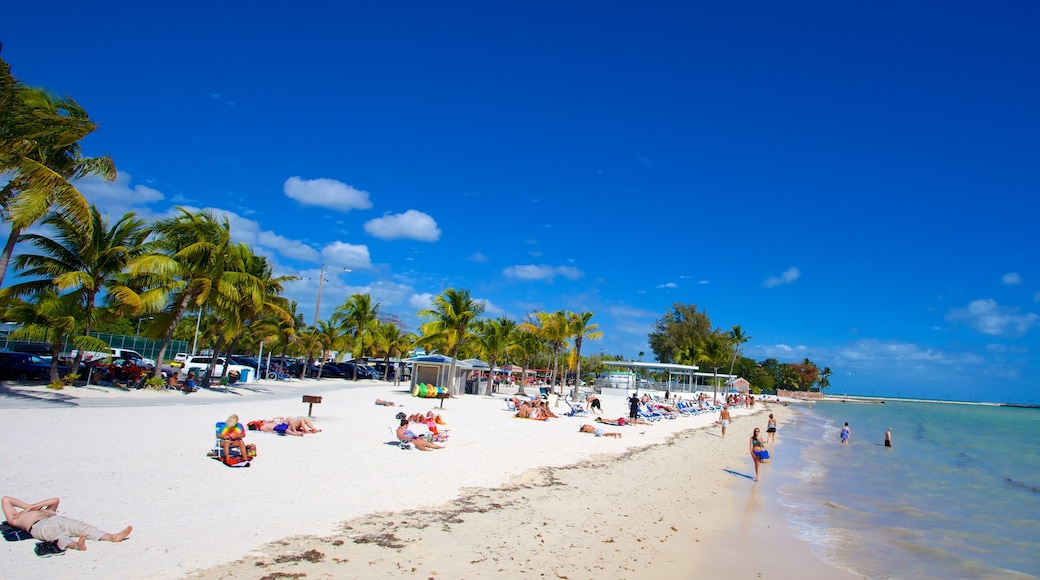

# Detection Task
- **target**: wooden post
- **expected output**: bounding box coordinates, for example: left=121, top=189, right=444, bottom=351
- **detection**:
left=302, top=395, right=322, bottom=417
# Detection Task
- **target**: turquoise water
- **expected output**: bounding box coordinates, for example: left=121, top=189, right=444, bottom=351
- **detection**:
left=777, top=401, right=1040, bottom=579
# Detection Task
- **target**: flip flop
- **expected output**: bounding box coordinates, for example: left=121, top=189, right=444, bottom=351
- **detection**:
left=34, top=541, right=65, bottom=557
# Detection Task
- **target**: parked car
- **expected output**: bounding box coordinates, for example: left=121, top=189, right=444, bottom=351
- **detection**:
left=7, top=342, right=53, bottom=356
left=339, top=361, right=376, bottom=379
left=178, top=356, right=251, bottom=380
left=69, top=347, right=156, bottom=367
left=0, top=352, right=70, bottom=381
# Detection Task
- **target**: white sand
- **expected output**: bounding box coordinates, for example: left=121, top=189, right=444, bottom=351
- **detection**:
left=0, top=380, right=847, bottom=579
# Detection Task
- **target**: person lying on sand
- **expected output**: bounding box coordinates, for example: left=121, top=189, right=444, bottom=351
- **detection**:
left=249, top=417, right=303, bottom=436
left=396, top=418, right=443, bottom=451
left=2, top=496, right=132, bottom=552
left=515, top=401, right=545, bottom=420
left=595, top=416, right=652, bottom=427
left=579, top=424, right=622, bottom=438
left=375, top=399, right=396, bottom=406
left=287, top=415, right=322, bottom=434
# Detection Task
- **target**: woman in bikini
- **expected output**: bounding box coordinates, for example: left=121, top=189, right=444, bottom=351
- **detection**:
left=750, top=427, right=766, bottom=482
left=396, top=418, right=443, bottom=451
left=766, top=414, right=777, bottom=443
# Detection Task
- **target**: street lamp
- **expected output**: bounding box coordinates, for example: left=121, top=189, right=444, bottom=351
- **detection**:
left=312, top=265, right=351, bottom=327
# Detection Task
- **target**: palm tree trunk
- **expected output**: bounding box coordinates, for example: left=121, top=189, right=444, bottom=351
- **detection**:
left=152, top=294, right=193, bottom=379
left=571, top=341, right=582, bottom=402
left=0, top=226, right=22, bottom=289
left=203, top=334, right=226, bottom=388
left=484, top=357, right=497, bottom=397
left=448, top=344, right=460, bottom=396
left=517, top=362, right=528, bottom=397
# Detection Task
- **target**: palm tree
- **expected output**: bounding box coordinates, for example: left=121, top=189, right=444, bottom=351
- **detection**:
left=519, top=310, right=569, bottom=393
left=699, top=333, right=730, bottom=402
left=2, top=289, right=80, bottom=381
left=5, top=207, right=150, bottom=371
left=0, top=87, right=116, bottom=287
left=371, top=322, right=416, bottom=383
left=474, top=317, right=517, bottom=396
left=130, top=209, right=263, bottom=380
left=417, top=288, right=484, bottom=395
left=726, top=325, right=751, bottom=379
left=332, top=293, right=380, bottom=380
left=566, top=310, right=602, bottom=400
left=510, top=328, right=543, bottom=397
left=217, top=251, right=295, bottom=378
left=818, top=366, right=832, bottom=393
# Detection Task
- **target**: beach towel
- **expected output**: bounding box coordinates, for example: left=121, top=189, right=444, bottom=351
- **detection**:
left=1, top=521, right=33, bottom=542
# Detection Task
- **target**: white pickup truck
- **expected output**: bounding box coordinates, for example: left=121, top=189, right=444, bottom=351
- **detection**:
left=69, top=347, right=156, bottom=367
left=178, top=356, right=251, bottom=380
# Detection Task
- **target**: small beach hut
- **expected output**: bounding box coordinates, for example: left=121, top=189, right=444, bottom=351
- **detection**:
left=726, top=377, right=751, bottom=394
left=404, top=354, right=475, bottom=395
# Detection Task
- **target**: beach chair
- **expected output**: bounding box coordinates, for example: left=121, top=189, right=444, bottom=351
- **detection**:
left=563, top=400, right=588, bottom=417
left=388, top=425, right=412, bottom=449
left=208, top=422, right=255, bottom=466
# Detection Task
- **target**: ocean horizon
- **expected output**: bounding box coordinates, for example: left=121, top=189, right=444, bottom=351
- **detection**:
left=773, top=400, right=1039, bottom=579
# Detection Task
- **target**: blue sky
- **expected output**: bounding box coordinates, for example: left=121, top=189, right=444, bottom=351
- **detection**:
left=2, top=2, right=1038, bottom=403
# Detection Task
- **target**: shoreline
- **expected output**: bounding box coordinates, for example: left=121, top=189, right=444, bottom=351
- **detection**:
left=0, top=381, right=855, bottom=579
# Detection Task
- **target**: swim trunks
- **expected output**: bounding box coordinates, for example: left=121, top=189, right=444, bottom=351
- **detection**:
left=721, top=419, right=729, bottom=427
left=594, top=428, right=604, bottom=437
left=29, top=516, right=105, bottom=550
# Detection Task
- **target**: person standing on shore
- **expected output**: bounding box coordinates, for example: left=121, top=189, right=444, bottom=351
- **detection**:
left=628, top=392, right=640, bottom=421
left=840, top=422, right=851, bottom=445
left=884, top=428, right=892, bottom=447
left=719, top=405, right=731, bottom=439
left=766, top=413, right=777, bottom=443
left=750, top=428, right=766, bottom=482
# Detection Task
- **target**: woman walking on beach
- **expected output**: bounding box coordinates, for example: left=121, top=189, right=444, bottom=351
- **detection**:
left=840, top=422, right=851, bottom=445
left=750, top=428, right=766, bottom=482
left=766, top=413, right=777, bottom=443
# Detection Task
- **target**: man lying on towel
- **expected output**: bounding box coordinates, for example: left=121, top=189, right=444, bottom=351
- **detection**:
left=2, top=495, right=131, bottom=552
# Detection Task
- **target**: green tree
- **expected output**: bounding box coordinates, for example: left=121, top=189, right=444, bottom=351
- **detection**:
left=474, top=317, right=517, bottom=396
left=0, top=87, right=116, bottom=287
left=519, top=310, right=569, bottom=391
left=511, top=328, right=543, bottom=397
left=2, top=290, right=81, bottom=381
left=698, top=333, right=730, bottom=401
left=726, top=325, right=751, bottom=379
left=131, top=209, right=262, bottom=380
left=647, top=303, right=715, bottom=364
left=333, top=293, right=380, bottom=380
left=566, top=310, right=602, bottom=400
left=5, top=207, right=150, bottom=370
left=417, top=288, right=484, bottom=395
left=371, top=321, right=416, bottom=382
left=818, top=366, right=832, bottom=392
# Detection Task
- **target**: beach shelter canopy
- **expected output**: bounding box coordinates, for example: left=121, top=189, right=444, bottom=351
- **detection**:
left=460, top=358, right=491, bottom=370
left=404, top=354, right=475, bottom=393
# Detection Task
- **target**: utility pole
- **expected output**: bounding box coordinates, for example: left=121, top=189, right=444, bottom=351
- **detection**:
left=313, top=263, right=326, bottom=328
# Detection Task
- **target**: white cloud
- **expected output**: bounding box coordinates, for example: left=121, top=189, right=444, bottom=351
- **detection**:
left=410, top=293, right=436, bottom=311
left=363, top=210, right=441, bottom=241
left=946, top=299, right=1039, bottom=337
left=763, top=267, right=800, bottom=288
left=283, top=176, right=373, bottom=212
left=503, top=264, right=584, bottom=282
left=1035, top=291, right=1040, bottom=303
left=175, top=205, right=321, bottom=263
left=656, top=282, right=678, bottom=289
left=321, top=241, right=372, bottom=269
left=77, top=171, right=164, bottom=216
left=699, top=280, right=710, bottom=285
left=469, top=252, right=488, bottom=263
left=1002, top=272, right=1022, bottom=285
